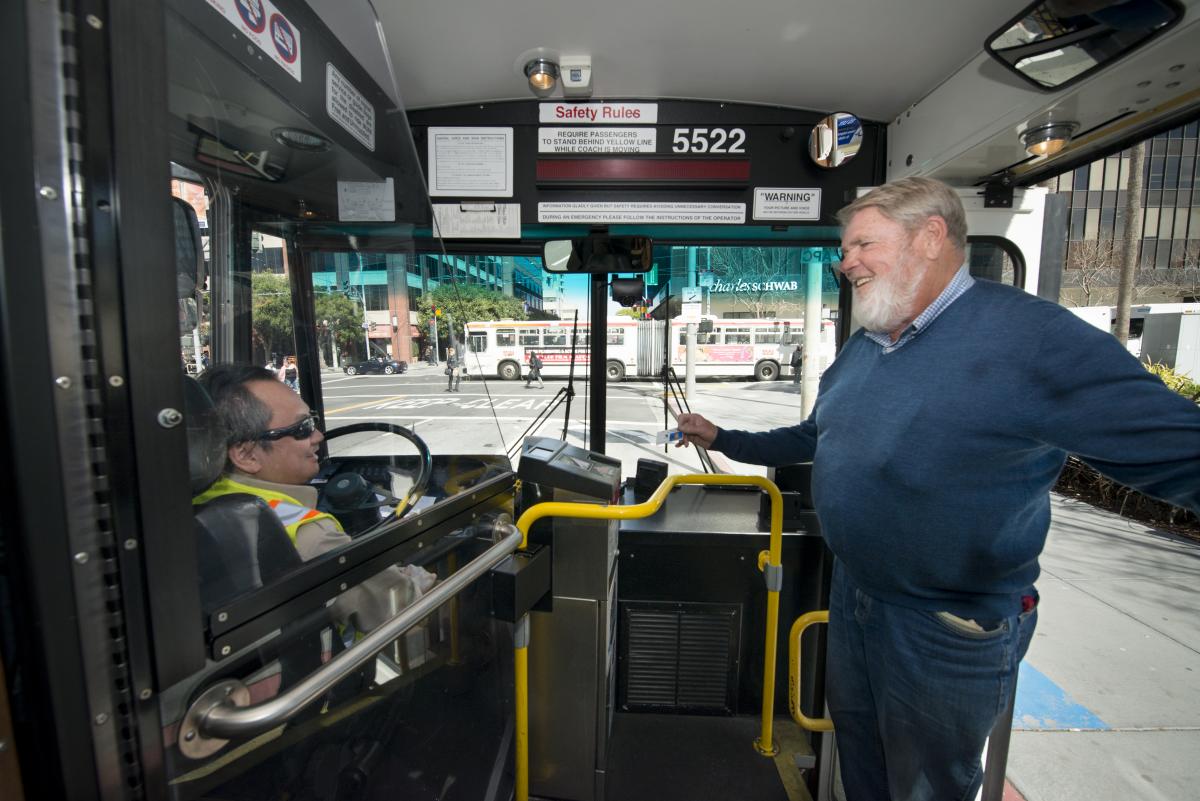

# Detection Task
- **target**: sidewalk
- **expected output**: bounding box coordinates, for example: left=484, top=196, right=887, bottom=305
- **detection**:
left=1006, top=495, right=1200, bottom=801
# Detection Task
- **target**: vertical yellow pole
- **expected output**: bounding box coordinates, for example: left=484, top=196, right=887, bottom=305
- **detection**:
left=754, top=477, right=783, bottom=757
left=514, top=614, right=530, bottom=801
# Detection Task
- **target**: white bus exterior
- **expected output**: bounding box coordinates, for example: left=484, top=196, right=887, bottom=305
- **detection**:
left=463, top=317, right=835, bottom=382
left=1069, top=303, right=1200, bottom=378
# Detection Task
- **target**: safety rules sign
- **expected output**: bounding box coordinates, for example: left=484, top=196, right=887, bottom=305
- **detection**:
left=538, top=128, right=657, bottom=154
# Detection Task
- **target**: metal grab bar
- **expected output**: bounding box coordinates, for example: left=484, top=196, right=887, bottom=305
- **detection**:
left=186, top=524, right=524, bottom=745
left=788, top=610, right=833, bottom=731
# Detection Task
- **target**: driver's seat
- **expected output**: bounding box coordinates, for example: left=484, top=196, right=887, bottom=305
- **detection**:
left=184, top=375, right=346, bottom=700
left=184, top=376, right=305, bottom=613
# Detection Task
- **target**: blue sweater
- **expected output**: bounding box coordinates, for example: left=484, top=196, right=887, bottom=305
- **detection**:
left=712, top=281, right=1200, bottom=619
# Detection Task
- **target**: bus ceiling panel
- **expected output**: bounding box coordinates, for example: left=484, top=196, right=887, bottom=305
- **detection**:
left=409, top=101, right=882, bottom=229
left=165, top=0, right=428, bottom=225
left=374, top=0, right=1032, bottom=122
left=890, top=0, right=1200, bottom=185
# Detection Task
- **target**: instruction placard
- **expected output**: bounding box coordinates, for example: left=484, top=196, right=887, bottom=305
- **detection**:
left=337, top=177, right=394, bottom=222
left=538, top=202, right=745, bottom=224
left=326, top=63, right=375, bottom=151
left=432, top=203, right=521, bottom=239
left=538, top=127, right=656, bottom=154
left=428, top=128, right=514, bottom=197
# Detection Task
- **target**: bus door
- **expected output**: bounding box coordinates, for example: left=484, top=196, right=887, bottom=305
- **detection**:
left=3, top=1, right=522, bottom=798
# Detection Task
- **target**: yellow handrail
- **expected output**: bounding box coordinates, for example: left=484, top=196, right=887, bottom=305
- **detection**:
left=788, top=610, right=833, bottom=731
left=512, top=473, right=785, bottom=801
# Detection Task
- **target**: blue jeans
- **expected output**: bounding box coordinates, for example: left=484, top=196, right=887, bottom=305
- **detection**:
left=826, top=561, right=1037, bottom=801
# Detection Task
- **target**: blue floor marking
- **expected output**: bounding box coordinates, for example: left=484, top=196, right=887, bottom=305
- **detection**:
left=1012, top=661, right=1109, bottom=730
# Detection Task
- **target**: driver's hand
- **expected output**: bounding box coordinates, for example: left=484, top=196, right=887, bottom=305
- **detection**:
left=676, top=413, right=718, bottom=449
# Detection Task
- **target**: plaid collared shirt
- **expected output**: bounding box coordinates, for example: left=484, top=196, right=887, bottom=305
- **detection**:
left=864, top=265, right=975, bottom=353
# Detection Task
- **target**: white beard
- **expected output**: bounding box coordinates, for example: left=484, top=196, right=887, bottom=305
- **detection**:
left=853, top=250, right=924, bottom=334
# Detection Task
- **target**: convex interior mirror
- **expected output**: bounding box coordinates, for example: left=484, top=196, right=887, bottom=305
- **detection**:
left=986, top=0, right=1182, bottom=90
left=808, top=112, right=863, bottom=169
left=543, top=235, right=653, bottom=274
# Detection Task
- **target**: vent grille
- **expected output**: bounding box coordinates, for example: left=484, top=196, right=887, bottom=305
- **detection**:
left=619, top=602, right=740, bottom=713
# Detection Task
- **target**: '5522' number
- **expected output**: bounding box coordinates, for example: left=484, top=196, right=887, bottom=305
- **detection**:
left=671, top=128, right=746, bottom=154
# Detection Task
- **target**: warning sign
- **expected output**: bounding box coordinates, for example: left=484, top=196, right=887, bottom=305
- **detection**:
left=539, top=202, right=745, bottom=224
left=206, top=0, right=302, bottom=82
left=538, top=128, right=656, bottom=154
left=752, top=188, right=821, bottom=221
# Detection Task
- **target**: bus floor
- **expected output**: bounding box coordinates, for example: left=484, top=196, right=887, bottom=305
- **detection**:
left=603, top=712, right=814, bottom=801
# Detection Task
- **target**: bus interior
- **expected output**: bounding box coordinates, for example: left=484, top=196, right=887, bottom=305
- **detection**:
left=1, top=1, right=1198, bottom=800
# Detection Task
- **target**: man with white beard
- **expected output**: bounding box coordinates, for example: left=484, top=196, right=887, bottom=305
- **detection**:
left=676, top=176, right=1200, bottom=801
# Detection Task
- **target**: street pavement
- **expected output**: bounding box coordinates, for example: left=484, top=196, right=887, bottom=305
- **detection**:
left=318, top=361, right=811, bottom=478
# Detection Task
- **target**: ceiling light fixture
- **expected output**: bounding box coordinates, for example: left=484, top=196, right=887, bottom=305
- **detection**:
left=1020, top=121, right=1079, bottom=157
left=272, top=127, right=331, bottom=152
left=524, top=58, right=560, bottom=97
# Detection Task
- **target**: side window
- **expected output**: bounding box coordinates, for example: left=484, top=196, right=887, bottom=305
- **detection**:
left=497, top=328, right=516, bottom=347
left=469, top=332, right=487, bottom=353
left=607, top=327, right=624, bottom=345
left=519, top=328, right=540, bottom=346
left=544, top=327, right=567, bottom=347
left=756, top=325, right=782, bottom=344
left=725, top=327, right=751, bottom=344
left=966, top=238, right=1024, bottom=287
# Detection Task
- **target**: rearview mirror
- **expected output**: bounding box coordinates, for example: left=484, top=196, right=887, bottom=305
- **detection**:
left=543, top=235, right=653, bottom=274
left=985, top=0, right=1181, bottom=90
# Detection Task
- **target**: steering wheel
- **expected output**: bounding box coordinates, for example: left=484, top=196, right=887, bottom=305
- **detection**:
left=319, top=422, right=433, bottom=533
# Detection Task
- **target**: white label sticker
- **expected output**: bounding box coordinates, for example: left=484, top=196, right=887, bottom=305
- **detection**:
left=337, top=177, right=394, bottom=222
left=538, top=202, right=745, bottom=224
left=205, top=0, right=302, bottom=82
left=428, top=127, right=514, bottom=197
left=538, top=127, right=657, bottom=154
left=539, top=102, right=658, bottom=124
left=432, top=203, right=521, bottom=239
left=752, top=188, right=821, bottom=221
left=326, top=63, right=375, bottom=151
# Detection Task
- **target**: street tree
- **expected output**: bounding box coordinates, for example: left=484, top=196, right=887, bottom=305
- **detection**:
left=418, top=284, right=526, bottom=345
left=707, top=247, right=808, bottom=317
left=314, top=291, right=362, bottom=365
left=251, top=272, right=294, bottom=360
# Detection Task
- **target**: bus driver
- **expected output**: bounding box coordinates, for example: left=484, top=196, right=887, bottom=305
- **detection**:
left=197, top=364, right=435, bottom=633
left=676, top=177, right=1200, bottom=801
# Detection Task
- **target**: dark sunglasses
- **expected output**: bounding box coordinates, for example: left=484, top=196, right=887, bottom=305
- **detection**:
left=255, top=414, right=321, bottom=441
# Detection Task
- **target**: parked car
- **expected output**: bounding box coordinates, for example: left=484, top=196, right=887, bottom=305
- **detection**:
left=344, top=357, right=407, bottom=376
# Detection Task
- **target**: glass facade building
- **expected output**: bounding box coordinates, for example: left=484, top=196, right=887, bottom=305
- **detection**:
left=1053, top=120, right=1200, bottom=306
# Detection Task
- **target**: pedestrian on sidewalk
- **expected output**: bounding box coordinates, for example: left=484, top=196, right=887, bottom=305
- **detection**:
left=524, top=351, right=544, bottom=389
left=789, top=343, right=803, bottom=387
left=445, top=347, right=462, bottom=392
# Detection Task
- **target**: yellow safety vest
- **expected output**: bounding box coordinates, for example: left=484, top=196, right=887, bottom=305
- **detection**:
left=193, top=476, right=343, bottom=542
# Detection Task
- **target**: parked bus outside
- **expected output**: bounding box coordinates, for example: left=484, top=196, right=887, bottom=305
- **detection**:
left=464, top=316, right=837, bottom=382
